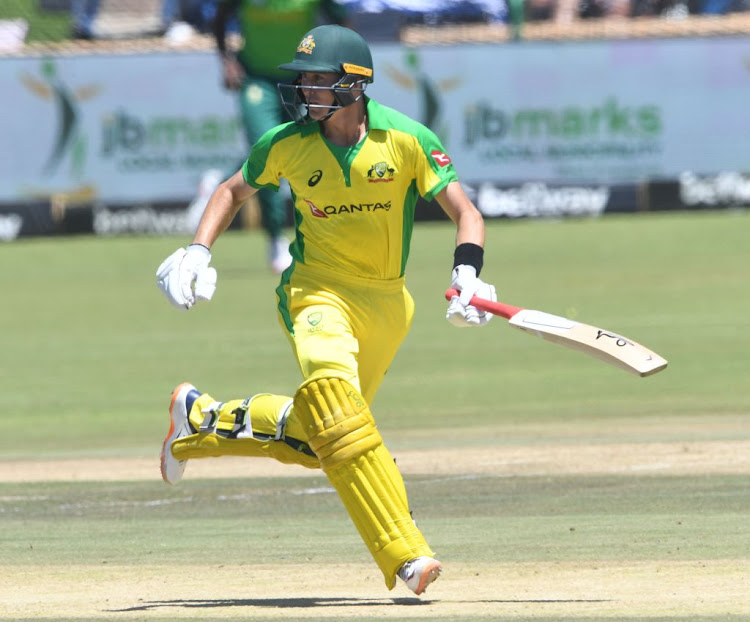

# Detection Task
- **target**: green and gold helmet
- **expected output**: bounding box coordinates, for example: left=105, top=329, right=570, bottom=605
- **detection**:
left=277, top=25, right=374, bottom=124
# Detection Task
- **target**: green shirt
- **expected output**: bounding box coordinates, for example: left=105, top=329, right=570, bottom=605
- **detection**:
left=242, top=98, right=459, bottom=280
left=225, top=0, right=347, bottom=80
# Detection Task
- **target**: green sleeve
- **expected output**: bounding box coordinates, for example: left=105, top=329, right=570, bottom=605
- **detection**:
left=415, top=126, right=458, bottom=201
left=242, top=128, right=280, bottom=191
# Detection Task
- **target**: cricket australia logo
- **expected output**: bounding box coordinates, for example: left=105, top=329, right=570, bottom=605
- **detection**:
left=367, top=161, right=395, bottom=183
left=297, top=35, right=315, bottom=55
left=306, top=311, right=323, bottom=333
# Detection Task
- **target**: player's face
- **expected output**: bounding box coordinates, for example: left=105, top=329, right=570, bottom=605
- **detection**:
left=299, top=72, right=339, bottom=120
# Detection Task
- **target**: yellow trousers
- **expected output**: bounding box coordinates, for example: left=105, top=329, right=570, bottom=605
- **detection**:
left=171, top=264, right=434, bottom=587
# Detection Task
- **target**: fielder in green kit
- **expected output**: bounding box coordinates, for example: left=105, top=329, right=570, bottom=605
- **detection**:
left=156, top=25, right=497, bottom=596
left=212, top=0, right=348, bottom=272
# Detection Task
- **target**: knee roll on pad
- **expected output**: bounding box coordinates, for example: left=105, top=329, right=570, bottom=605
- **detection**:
left=293, top=377, right=433, bottom=588
left=294, top=376, right=381, bottom=470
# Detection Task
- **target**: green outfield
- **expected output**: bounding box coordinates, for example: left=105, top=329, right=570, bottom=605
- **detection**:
left=0, top=0, right=71, bottom=43
left=1, top=210, right=749, bottom=621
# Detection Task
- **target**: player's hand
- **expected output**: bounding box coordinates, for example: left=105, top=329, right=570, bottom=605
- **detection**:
left=222, top=57, right=244, bottom=91
left=446, top=264, right=496, bottom=327
left=155, top=244, right=217, bottom=311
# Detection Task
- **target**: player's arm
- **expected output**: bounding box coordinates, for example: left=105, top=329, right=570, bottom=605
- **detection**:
left=435, top=180, right=485, bottom=248
left=193, top=169, right=256, bottom=249
left=214, top=0, right=243, bottom=90
left=214, top=0, right=240, bottom=55
left=435, top=181, right=497, bottom=327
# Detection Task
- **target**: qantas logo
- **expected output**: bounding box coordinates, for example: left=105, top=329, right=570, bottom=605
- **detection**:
left=431, top=150, right=452, bottom=167
left=305, top=199, right=391, bottom=217
left=305, top=199, right=328, bottom=218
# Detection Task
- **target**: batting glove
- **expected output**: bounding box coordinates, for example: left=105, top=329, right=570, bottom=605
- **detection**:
left=446, top=264, right=496, bottom=327
left=155, top=244, right=217, bottom=311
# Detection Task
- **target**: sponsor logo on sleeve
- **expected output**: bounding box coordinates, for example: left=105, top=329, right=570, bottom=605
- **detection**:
left=431, top=150, right=451, bottom=167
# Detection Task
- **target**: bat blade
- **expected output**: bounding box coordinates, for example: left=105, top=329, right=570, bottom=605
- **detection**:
left=445, top=289, right=667, bottom=377
left=508, top=308, right=667, bottom=376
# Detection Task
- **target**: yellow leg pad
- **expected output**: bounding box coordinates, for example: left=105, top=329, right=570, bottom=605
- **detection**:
left=171, top=432, right=320, bottom=469
left=174, top=392, right=320, bottom=469
left=294, top=377, right=433, bottom=589
left=188, top=395, right=292, bottom=438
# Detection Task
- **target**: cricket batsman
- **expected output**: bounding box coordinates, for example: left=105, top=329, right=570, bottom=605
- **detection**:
left=155, top=25, right=497, bottom=595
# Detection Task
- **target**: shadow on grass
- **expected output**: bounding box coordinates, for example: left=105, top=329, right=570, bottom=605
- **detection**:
left=110, top=596, right=609, bottom=612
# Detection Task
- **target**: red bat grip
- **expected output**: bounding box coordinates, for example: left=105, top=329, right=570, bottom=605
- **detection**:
left=444, top=288, right=522, bottom=320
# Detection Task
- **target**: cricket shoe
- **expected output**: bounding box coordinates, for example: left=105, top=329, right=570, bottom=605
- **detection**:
left=397, top=556, right=442, bottom=595
left=160, top=382, right=200, bottom=485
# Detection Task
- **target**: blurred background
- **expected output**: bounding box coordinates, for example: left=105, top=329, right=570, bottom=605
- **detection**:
left=1, top=0, right=749, bottom=242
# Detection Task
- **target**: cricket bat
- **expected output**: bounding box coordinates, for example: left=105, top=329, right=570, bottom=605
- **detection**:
left=445, top=289, right=668, bottom=377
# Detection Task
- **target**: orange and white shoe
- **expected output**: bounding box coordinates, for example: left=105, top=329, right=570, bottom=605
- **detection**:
left=397, top=556, right=442, bottom=595
left=160, top=382, right=200, bottom=485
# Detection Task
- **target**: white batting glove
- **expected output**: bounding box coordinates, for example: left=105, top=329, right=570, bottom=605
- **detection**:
left=155, top=244, right=217, bottom=311
left=446, top=264, right=496, bottom=327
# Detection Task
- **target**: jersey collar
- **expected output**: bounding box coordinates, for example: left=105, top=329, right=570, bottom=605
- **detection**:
left=300, top=97, right=384, bottom=136
left=364, top=97, right=388, bottom=131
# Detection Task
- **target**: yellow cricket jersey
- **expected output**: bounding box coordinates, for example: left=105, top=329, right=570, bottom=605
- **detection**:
left=242, top=98, right=458, bottom=280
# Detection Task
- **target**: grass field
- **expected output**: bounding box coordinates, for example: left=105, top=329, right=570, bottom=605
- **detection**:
left=1, top=210, right=749, bottom=621
left=0, top=0, right=71, bottom=43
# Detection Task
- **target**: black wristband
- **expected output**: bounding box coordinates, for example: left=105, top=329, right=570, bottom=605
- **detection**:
left=453, top=243, right=484, bottom=276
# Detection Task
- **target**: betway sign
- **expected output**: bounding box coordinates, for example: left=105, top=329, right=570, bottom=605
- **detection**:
left=470, top=182, right=610, bottom=218
left=679, top=172, right=750, bottom=207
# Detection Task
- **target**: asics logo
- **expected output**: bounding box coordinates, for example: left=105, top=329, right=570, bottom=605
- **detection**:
left=308, top=170, right=322, bottom=186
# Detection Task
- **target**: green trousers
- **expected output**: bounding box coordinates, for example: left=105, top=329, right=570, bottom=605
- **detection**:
left=237, top=75, right=289, bottom=240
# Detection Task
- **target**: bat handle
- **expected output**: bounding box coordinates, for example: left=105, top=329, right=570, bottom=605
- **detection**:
left=444, top=288, right=522, bottom=320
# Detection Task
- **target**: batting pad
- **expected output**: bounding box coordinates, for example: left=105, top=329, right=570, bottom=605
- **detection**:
left=294, top=377, right=434, bottom=588
left=171, top=393, right=320, bottom=469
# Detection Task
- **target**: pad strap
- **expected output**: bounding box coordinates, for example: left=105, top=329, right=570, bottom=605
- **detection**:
left=198, top=401, right=223, bottom=433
